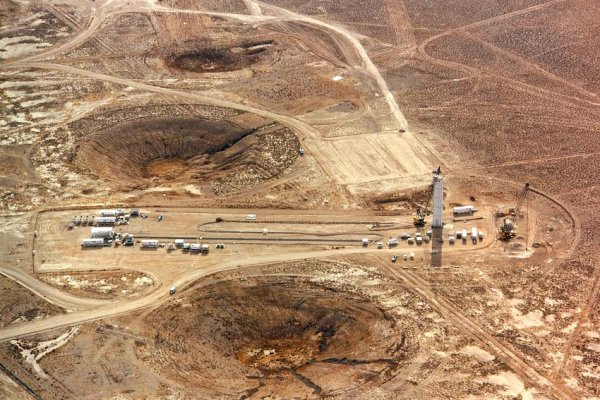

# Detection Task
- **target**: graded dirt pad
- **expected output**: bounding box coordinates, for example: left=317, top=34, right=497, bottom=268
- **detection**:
left=38, top=271, right=154, bottom=300
left=0, top=275, right=63, bottom=328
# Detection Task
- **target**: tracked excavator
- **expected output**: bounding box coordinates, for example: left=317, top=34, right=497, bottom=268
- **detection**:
left=499, top=183, right=530, bottom=239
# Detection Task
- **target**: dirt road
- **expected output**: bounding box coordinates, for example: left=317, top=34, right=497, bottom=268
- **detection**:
left=0, top=247, right=374, bottom=342
left=0, top=267, right=111, bottom=311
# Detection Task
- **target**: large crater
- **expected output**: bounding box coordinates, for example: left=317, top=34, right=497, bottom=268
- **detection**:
left=71, top=110, right=299, bottom=194
left=140, top=274, right=419, bottom=398
left=164, top=40, right=276, bottom=73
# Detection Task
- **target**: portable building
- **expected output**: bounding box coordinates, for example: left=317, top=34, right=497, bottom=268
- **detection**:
left=82, top=238, right=105, bottom=247
left=100, top=209, right=117, bottom=217
left=95, top=217, right=116, bottom=225
left=91, top=227, right=113, bottom=238
left=453, top=205, right=476, bottom=215
left=140, top=239, right=159, bottom=248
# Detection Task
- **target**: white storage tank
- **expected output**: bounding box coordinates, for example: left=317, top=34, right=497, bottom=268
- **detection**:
left=453, top=205, right=476, bottom=215
left=91, top=227, right=113, bottom=238
left=95, top=217, right=116, bottom=225
left=140, top=239, right=159, bottom=248
left=82, top=238, right=105, bottom=247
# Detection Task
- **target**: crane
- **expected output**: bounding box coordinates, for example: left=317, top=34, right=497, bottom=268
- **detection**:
left=499, top=183, right=530, bottom=239
left=413, top=182, right=434, bottom=226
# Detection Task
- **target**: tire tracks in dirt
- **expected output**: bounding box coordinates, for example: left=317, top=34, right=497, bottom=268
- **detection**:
left=378, top=260, right=577, bottom=399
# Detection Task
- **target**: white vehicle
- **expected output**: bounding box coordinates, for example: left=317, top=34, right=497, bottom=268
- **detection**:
left=100, top=209, right=117, bottom=217
left=387, top=238, right=399, bottom=247
left=453, top=205, right=476, bottom=215
left=201, top=244, right=210, bottom=253
left=423, top=235, right=430, bottom=243
left=190, top=243, right=201, bottom=252
left=448, top=234, right=455, bottom=244
left=169, top=287, right=176, bottom=295
left=462, top=229, right=468, bottom=241
left=82, top=238, right=105, bottom=247
left=407, top=237, right=415, bottom=244
left=377, top=242, right=384, bottom=249
left=415, top=234, right=423, bottom=245
left=246, top=214, right=256, bottom=221
left=90, top=227, right=114, bottom=238
left=95, top=217, right=116, bottom=226
left=140, top=239, right=159, bottom=248
left=478, top=231, right=484, bottom=241
left=471, top=227, right=478, bottom=238
left=175, top=239, right=185, bottom=248
left=409, top=252, right=415, bottom=260
left=362, top=238, right=369, bottom=246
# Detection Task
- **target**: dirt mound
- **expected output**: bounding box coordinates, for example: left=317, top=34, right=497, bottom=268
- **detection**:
left=141, top=276, right=416, bottom=397
left=164, top=40, right=275, bottom=73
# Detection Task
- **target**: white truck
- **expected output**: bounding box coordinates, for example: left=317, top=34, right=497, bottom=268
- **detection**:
left=415, top=233, right=423, bottom=245
left=140, top=239, right=159, bottom=248
left=82, top=238, right=105, bottom=247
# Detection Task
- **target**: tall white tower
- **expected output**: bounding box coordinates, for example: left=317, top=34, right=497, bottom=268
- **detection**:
left=432, top=167, right=444, bottom=228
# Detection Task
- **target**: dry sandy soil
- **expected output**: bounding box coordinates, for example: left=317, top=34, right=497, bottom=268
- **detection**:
left=1, top=0, right=599, bottom=399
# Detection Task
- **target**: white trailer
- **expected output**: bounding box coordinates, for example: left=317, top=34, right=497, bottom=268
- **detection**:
left=100, top=209, right=117, bottom=217
left=90, top=227, right=113, bottom=239
left=190, top=243, right=201, bottom=252
left=175, top=239, right=185, bottom=248
left=453, top=205, right=476, bottom=215
left=201, top=244, right=210, bottom=253
left=82, top=238, right=105, bottom=247
left=140, top=239, right=159, bottom=248
left=95, top=217, right=116, bottom=225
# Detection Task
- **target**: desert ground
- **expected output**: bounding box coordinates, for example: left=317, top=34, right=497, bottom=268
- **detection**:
left=1, top=0, right=599, bottom=399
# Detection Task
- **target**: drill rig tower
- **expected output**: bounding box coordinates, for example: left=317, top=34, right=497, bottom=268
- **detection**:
left=432, top=167, right=444, bottom=228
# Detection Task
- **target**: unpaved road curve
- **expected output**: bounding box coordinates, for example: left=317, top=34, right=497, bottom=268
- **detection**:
left=257, top=1, right=408, bottom=130
left=0, top=247, right=374, bottom=342
left=0, top=267, right=111, bottom=311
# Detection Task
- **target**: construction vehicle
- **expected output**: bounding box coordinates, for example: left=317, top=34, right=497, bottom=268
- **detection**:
left=499, top=183, right=530, bottom=240
left=413, top=182, right=434, bottom=226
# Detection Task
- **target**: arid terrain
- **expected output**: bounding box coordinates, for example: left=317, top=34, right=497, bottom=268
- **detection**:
left=1, top=0, right=599, bottom=399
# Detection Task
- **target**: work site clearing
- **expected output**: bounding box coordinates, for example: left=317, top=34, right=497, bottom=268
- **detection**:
left=0, top=0, right=599, bottom=399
